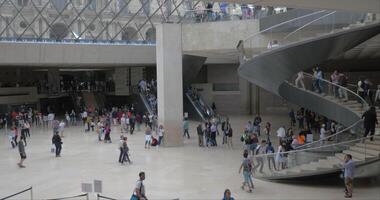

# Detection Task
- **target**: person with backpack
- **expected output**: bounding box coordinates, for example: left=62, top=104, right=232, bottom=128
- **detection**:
left=131, top=172, right=148, bottom=200
left=239, top=150, right=254, bottom=193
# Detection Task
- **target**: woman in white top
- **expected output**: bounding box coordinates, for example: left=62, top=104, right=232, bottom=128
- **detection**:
left=295, top=71, right=305, bottom=89
left=157, top=125, right=164, bottom=146
left=145, top=127, right=152, bottom=149
left=275, top=143, right=286, bottom=170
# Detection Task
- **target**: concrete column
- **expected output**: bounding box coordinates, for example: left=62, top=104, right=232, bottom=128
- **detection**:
left=47, top=68, right=60, bottom=95
left=156, top=23, right=183, bottom=147
left=239, top=77, right=251, bottom=115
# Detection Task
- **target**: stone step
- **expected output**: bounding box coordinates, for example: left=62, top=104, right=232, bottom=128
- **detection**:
left=366, top=140, right=380, bottom=146
left=356, top=143, right=380, bottom=151
left=349, top=146, right=380, bottom=157
left=343, top=150, right=372, bottom=160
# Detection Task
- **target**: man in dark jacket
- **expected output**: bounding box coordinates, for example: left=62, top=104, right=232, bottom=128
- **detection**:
left=362, top=106, right=378, bottom=141
left=52, top=133, right=63, bottom=157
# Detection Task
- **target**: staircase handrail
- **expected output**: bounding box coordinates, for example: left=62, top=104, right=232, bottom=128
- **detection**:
left=252, top=137, right=367, bottom=160
left=185, top=91, right=207, bottom=121
left=302, top=72, right=369, bottom=109
left=139, top=92, right=154, bottom=115
left=294, top=119, right=363, bottom=150
left=243, top=10, right=328, bottom=42
left=0, top=187, right=33, bottom=200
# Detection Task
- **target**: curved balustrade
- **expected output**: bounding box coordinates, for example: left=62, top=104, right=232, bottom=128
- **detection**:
left=241, top=10, right=371, bottom=61
left=251, top=136, right=379, bottom=180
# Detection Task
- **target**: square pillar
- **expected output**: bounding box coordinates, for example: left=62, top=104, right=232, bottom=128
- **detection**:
left=156, top=23, right=183, bottom=147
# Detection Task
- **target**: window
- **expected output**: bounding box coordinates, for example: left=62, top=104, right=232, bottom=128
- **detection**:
left=17, top=0, right=29, bottom=6
left=88, top=0, right=96, bottom=10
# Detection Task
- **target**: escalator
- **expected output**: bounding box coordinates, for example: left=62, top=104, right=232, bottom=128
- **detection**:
left=184, top=91, right=215, bottom=121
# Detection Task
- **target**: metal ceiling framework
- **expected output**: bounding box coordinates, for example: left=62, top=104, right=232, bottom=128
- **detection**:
left=0, top=0, right=195, bottom=43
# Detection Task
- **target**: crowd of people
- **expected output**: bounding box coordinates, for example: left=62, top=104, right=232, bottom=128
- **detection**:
left=295, top=69, right=380, bottom=107
left=189, top=3, right=287, bottom=23
left=138, top=79, right=157, bottom=114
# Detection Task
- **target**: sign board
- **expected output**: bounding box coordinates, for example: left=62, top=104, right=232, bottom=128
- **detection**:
left=81, top=183, right=92, bottom=193
left=94, top=180, right=102, bottom=193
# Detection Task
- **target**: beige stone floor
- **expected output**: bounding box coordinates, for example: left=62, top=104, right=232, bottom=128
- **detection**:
left=0, top=115, right=379, bottom=200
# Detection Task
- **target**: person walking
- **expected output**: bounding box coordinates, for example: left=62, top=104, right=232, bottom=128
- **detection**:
left=239, top=150, right=254, bottom=193
left=343, top=154, right=355, bottom=198
left=122, top=137, right=131, bottom=164
left=52, top=132, right=62, bottom=157
left=131, top=172, right=148, bottom=200
left=227, top=126, right=233, bottom=148
left=222, top=189, right=235, bottom=200
left=118, top=135, right=125, bottom=163
left=17, top=138, right=27, bottom=168
left=183, top=118, right=190, bottom=139
left=362, top=106, right=378, bottom=141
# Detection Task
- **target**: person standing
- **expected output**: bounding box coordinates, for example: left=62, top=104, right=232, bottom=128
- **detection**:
left=227, top=126, right=233, bottom=148
left=266, top=142, right=277, bottom=171
left=362, top=106, right=378, bottom=141
left=157, top=124, right=164, bottom=146
left=118, top=136, right=125, bottom=163
left=210, top=123, right=217, bottom=146
left=132, top=172, right=148, bottom=200
left=104, top=124, right=112, bottom=143
left=183, top=118, right=190, bottom=139
left=59, top=120, right=65, bottom=137
left=17, top=138, right=27, bottom=168
left=263, top=122, right=271, bottom=142
left=239, top=150, right=254, bottom=193
left=52, top=132, right=62, bottom=157
left=197, top=123, right=204, bottom=147
left=343, top=154, right=355, bottom=198
left=295, top=71, right=305, bottom=89
left=276, top=126, right=286, bottom=145
left=253, top=140, right=267, bottom=173
left=145, top=127, right=152, bottom=149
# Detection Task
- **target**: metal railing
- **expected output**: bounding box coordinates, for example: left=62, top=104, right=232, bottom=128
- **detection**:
left=0, top=186, right=33, bottom=200
left=239, top=10, right=375, bottom=61
left=289, top=72, right=368, bottom=149
left=250, top=137, right=375, bottom=179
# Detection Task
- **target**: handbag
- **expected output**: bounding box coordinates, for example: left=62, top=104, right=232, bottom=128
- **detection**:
left=51, top=145, right=55, bottom=153
left=130, top=194, right=139, bottom=200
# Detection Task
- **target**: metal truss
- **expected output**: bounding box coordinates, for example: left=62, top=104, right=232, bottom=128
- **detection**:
left=0, top=0, right=194, bottom=43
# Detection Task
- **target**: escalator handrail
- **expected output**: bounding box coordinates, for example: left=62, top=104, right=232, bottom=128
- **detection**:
left=185, top=92, right=207, bottom=121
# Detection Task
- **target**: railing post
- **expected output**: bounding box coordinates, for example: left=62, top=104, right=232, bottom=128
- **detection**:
left=30, top=187, right=33, bottom=200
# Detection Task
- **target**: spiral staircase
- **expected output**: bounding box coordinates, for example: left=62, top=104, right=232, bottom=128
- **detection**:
left=237, top=12, right=380, bottom=181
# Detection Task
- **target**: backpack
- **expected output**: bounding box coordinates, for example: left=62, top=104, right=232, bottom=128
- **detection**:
left=243, top=159, right=252, bottom=172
